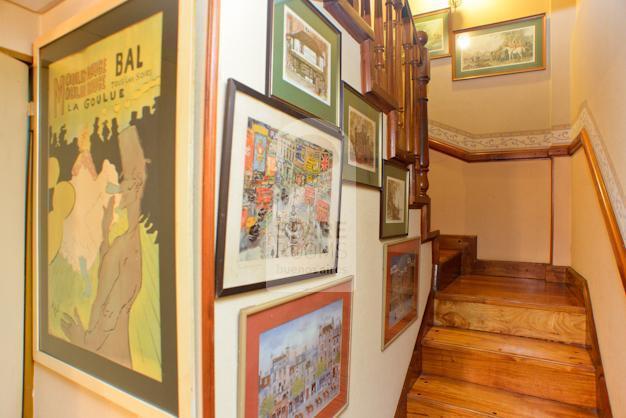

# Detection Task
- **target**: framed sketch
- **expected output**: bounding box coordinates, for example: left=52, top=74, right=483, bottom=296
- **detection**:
left=413, top=8, right=451, bottom=59
left=380, top=160, right=409, bottom=239
left=341, top=82, right=382, bottom=188
left=452, top=13, right=546, bottom=81
left=33, top=0, right=182, bottom=415
left=239, top=277, right=352, bottom=418
left=382, top=238, right=420, bottom=350
left=216, top=79, right=343, bottom=297
left=267, top=0, right=342, bottom=126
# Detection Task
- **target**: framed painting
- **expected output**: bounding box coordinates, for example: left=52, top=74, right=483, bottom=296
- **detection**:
left=33, top=0, right=182, bottom=415
left=382, top=237, right=419, bottom=350
left=413, top=8, right=451, bottom=59
left=452, top=13, right=546, bottom=81
left=267, top=0, right=342, bottom=126
left=341, top=82, right=382, bottom=188
left=216, top=79, right=343, bottom=297
left=239, top=277, right=352, bottom=418
left=380, top=160, right=409, bottom=239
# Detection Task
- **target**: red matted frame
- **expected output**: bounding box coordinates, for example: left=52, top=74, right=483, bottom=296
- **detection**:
left=382, top=237, right=420, bottom=350
left=238, top=277, right=353, bottom=418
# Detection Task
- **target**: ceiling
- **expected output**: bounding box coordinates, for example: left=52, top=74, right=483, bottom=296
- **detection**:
left=5, top=0, right=64, bottom=13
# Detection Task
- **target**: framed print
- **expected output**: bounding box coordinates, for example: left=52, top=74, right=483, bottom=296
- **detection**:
left=382, top=237, right=420, bottom=350
left=239, top=277, right=352, bottom=418
left=34, top=0, right=180, bottom=415
left=380, top=160, right=409, bottom=239
left=216, top=79, right=343, bottom=297
left=267, top=0, right=342, bottom=126
left=413, top=8, right=451, bottom=59
left=341, top=82, right=382, bottom=188
left=452, top=13, right=546, bottom=81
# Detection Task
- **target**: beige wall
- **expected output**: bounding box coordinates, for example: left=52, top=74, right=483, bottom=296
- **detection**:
left=430, top=150, right=551, bottom=262
left=570, top=151, right=626, bottom=415
left=409, top=0, right=575, bottom=134
left=552, top=156, right=572, bottom=266
left=0, top=0, right=39, bottom=57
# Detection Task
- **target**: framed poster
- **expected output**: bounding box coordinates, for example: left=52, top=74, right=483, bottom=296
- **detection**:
left=239, top=277, right=353, bottom=418
left=413, top=8, right=451, bottom=59
left=452, top=13, right=546, bottom=80
left=382, top=237, right=420, bottom=350
left=380, top=160, right=409, bottom=239
left=216, top=79, right=343, bottom=297
left=267, top=0, right=342, bottom=126
left=341, top=82, right=382, bottom=188
left=34, top=0, right=180, bottom=415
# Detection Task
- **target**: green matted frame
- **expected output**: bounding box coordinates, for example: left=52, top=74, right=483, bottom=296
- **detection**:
left=380, top=160, right=409, bottom=239
left=452, top=13, right=546, bottom=81
left=266, top=0, right=342, bottom=127
left=341, top=82, right=382, bottom=188
left=412, top=7, right=451, bottom=59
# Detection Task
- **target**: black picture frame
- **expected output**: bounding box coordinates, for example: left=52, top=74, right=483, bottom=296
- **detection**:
left=380, top=159, right=410, bottom=239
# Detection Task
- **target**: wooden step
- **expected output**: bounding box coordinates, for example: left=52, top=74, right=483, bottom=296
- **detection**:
left=407, top=375, right=598, bottom=418
left=422, top=327, right=596, bottom=408
left=435, top=275, right=587, bottom=344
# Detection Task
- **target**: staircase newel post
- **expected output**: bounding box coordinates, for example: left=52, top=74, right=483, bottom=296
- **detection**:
left=415, top=30, right=430, bottom=205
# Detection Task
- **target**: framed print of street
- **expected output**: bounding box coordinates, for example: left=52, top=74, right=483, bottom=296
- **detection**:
left=34, top=0, right=180, bottom=415
left=380, top=160, right=409, bottom=239
left=382, top=237, right=419, bottom=350
left=216, top=79, right=343, bottom=297
left=341, top=82, right=382, bottom=188
left=267, top=0, right=342, bottom=126
left=452, top=14, right=546, bottom=80
left=238, top=277, right=352, bottom=418
left=413, top=8, right=451, bottom=59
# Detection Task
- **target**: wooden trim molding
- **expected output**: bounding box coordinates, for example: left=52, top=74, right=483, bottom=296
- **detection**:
left=201, top=0, right=220, bottom=416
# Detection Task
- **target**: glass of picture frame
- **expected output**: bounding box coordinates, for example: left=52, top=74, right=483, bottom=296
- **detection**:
left=413, top=8, right=451, bottom=59
left=216, top=79, right=343, bottom=297
left=266, top=0, right=342, bottom=126
left=380, top=160, right=409, bottom=239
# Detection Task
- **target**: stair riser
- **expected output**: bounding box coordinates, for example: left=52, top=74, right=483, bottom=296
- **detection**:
left=435, top=299, right=587, bottom=345
left=422, top=346, right=596, bottom=408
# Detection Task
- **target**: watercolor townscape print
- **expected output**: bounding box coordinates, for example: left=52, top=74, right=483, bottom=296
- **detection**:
left=388, top=253, right=417, bottom=328
left=460, top=25, right=536, bottom=71
left=44, top=13, right=166, bottom=382
left=239, top=117, right=334, bottom=261
left=258, top=300, right=343, bottom=418
left=283, top=5, right=331, bottom=105
left=385, top=177, right=405, bottom=224
left=347, top=106, right=376, bottom=173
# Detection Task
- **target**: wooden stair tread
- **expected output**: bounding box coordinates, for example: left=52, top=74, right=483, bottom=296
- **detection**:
left=408, top=375, right=597, bottom=418
left=439, top=249, right=462, bottom=264
left=438, top=275, right=585, bottom=313
left=423, top=327, right=594, bottom=371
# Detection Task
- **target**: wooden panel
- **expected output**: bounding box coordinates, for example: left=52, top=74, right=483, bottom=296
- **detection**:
left=438, top=250, right=461, bottom=291
left=434, top=299, right=586, bottom=345
left=438, top=275, right=585, bottom=313
left=439, top=235, right=477, bottom=274
left=408, top=375, right=598, bottom=418
left=422, top=328, right=596, bottom=408
left=323, top=0, right=374, bottom=42
left=471, top=260, right=549, bottom=279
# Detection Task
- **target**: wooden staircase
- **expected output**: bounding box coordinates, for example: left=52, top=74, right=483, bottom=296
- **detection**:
left=406, top=273, right=600, bottom=417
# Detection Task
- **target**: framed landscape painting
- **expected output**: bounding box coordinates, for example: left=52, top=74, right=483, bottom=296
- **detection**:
left=34, top=0, right=180, bottom=415
left=267, top=0, right=342, bottom=126
left=413, top=8, right=451, bottom=59
left=382, top=238, right=420, bottom=349
left=341, top=82, right=382, bottom=188
left=216, top=79, right=343, bottom=296
left=239, top=277, right=352, bottom=418
left=380, top=160, right=409, bottom=239
left=452, top=13, right=546, bottom=80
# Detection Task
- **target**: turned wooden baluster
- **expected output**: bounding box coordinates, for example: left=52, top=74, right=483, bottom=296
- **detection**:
left=402, top=5, right=413, bottom=159
left=385, top=0, right=395, bottom=95
left=415, top=30, right=431, bottom=204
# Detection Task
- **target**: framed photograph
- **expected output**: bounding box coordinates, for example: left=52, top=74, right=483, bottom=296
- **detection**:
left=239, top=277, right=352, bottom=418
left=452, top=13, right=546, bottom=81
left=413, top=8, right=451, bottom=59
left=341, top=82, right=382, bottom=188
left=216, top=79, right=343, bottom=297
left=34, top=0, right=181, bottom=415
left=380, top=160, right=409, bottom=239
left=382, top=237, right=420, bottom=350
left=267, top=0, right=342, bottom=126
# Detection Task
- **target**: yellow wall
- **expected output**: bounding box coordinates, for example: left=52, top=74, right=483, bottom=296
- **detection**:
left=430, top=150, right=551, bottom=262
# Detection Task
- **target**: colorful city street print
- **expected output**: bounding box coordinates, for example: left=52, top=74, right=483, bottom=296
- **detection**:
left=258, top=300, right=343, bottom=418
left=240, top=117, right=334, bottom=261
left=283, top=5, right=331, bottom=105
left=347, top=106, right=376, bottom=173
